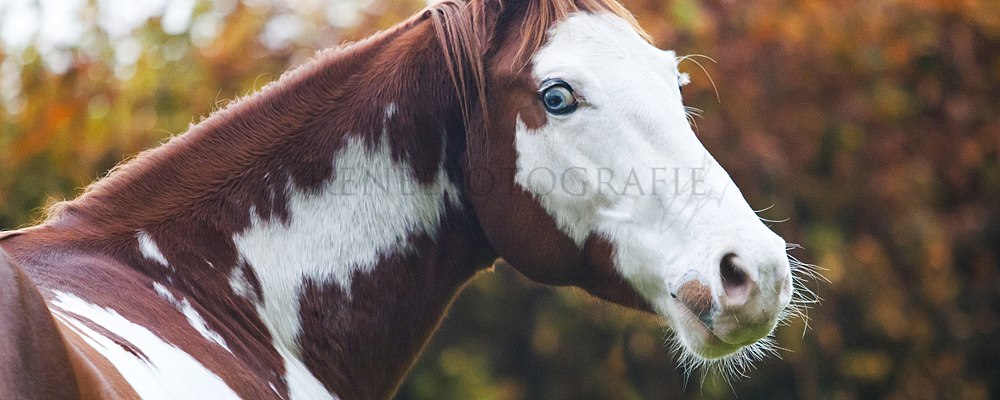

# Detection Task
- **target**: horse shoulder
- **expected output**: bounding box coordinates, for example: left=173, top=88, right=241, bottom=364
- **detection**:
left=0, top=247, right=84, bottom=399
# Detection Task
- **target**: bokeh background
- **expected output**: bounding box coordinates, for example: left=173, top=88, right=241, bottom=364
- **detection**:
left=1, top=0, right=998, bottom=399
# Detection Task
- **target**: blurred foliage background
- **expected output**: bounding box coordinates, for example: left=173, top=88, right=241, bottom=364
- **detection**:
left=1, top=0, right=998, bottom=399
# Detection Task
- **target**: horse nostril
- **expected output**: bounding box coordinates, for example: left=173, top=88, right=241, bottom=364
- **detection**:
left=720, top=253, right=752, bottom=305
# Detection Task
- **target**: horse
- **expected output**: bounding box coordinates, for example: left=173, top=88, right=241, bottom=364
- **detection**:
left=0, top=0, right=801, bottom=398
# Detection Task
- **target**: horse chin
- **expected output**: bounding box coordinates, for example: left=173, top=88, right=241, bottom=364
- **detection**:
left=661, top=299, right=772, bottom=361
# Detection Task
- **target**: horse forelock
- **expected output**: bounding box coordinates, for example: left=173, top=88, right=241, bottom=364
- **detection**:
left=425, top=0, right=647, bottom=131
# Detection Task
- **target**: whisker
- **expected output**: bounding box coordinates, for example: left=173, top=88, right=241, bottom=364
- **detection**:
left=754, top=205, right=792, bottom=223
left=684, top=106, right=704, bottom=118
left=753, top=204, right=775, bottom=213
left=683, top=105, right=704, bottom=133
left=686, top=114, right=700, bottom=133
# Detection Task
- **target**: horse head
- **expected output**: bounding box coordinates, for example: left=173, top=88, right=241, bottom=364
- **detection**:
left=443, top=0, right=794, bottom=370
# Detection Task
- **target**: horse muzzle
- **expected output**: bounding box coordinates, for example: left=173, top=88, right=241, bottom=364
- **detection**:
left=668, top=247, right=793, bottom=356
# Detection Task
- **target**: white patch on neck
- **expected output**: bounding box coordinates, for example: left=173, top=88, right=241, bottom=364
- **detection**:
left=232, top=136, right=457, bottom=398
left=137, top=230, right=170, bottom=268
left=152, top=282, right=231, bottom=352
left=50, top=291, right=240, bottom=400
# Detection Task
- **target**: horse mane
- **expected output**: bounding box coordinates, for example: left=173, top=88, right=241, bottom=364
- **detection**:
left=43, top=0, right=646, bottom=227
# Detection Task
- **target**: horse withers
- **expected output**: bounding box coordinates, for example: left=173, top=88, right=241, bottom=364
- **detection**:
left=0, top=0, right=805, bottom=398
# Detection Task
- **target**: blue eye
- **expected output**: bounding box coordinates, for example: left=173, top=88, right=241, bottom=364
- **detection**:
left=539, top=79, right=578, bottom=115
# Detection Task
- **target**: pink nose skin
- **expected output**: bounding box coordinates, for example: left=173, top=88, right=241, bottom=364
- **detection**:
left=671, top=251, right=785, bottom=346
left=670, top=270, right=718, bottom=328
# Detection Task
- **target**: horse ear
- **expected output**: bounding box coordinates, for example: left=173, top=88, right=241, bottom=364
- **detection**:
left=481, top=0, right=504, bottom=10
left=470, top=0, right=509, bottom=54
left=487, top=0, right=529, bottom=7
left=477, top=0, right=527, bottom=41
left=480, top=0, right=531, bottom=23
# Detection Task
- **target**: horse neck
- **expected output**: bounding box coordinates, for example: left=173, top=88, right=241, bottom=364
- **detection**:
left=48, top=15, right=494, bottom=399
